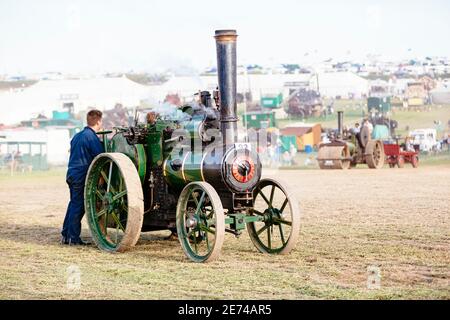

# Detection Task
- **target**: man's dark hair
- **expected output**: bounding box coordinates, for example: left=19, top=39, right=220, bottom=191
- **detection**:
left=86, top=109, right=102, bottom=126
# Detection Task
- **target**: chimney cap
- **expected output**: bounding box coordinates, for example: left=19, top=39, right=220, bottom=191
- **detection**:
left=215, top=29, right=238, bottom=41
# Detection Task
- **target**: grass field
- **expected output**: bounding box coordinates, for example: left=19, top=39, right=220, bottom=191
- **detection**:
left=0, top=163, right=449, bottom=300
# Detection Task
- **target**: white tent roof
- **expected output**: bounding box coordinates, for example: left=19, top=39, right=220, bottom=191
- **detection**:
left=316, top=72, right=368, bottom=98
left=150, top=74, right=314, bottom=101
left=0, top=76, right=154, bottom=125
left=150, top=73, right=366, bottom=101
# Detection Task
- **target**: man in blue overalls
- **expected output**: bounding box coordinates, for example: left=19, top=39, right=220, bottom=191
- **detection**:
left=61, top=110, right=104, bottom=245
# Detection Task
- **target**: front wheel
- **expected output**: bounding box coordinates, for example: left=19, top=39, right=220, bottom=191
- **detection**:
left=247, top=178, right=300, bottom=254
left=176, top=182, right=225, bottom=263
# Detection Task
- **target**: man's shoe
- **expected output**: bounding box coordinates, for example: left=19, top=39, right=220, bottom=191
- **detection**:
left=69, top=239, right=91, bottom=246
left=60, top=238, right=91, bottom=246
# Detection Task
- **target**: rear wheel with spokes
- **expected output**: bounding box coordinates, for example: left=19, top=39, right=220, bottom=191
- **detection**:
left=85, top=153, right=143, bottom=252
left=247, top=178, right=300, bottom=254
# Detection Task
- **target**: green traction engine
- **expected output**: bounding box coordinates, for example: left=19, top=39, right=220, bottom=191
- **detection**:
left=84, top=30, right=300, bottom=262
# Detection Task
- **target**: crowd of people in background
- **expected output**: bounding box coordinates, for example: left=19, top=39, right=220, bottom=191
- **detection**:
left=257, top=139, right=304, bottom=168
left=0, top=150, right=25, bottom=172
left=258, top=139, right=295, bottom=168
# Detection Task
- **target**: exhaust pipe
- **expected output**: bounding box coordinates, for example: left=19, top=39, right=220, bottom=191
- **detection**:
left=215, top=29, right=238, bottom=146
left=337, top=111, right=344, bottom=138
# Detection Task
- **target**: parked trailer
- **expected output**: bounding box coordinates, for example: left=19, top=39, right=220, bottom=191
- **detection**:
left=384, top=142, right=419, bottom=168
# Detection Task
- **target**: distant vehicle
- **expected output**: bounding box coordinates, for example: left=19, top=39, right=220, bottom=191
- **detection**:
left=367, top=82, right=398, bottom=137
left=285, top=88, right=323, bottom=118
left=260, top=93, right=283, bottom=109
left=409, top=129, right=441, bottom=152
left=384, top=139, right=419, bottom=168
left=317, top=111, right=385, bottom=170
left=405, top=82, right=427, bottom=108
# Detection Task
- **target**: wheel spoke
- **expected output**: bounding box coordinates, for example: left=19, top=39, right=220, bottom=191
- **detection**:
left=100, top=168, right=116, bottom=193
left=104, top=211, right=109, bottom=230
left=192, top=230, right=198, bottom=253
left=185, top=228, right=193, bottom=239
left=199, top=224, right=216, bottom=235
left=113, top=190, right=127, bottom=201
left=190, top=191, right=199, bottom=207
left=106, top=161, right=113, bottom=193
left=250, top=208, right=264, bottom=216
left=279, top=224, right=286, bottom=245
left=96, top=190, right=105, bottom=201
left=257, top=224, right=269, bottom=236
left=269, top=185, right=275, bottom=206
left=195, top=191, right=206, bottom=216
left=257, top=188, right=272, bottom=208
left=115, top=220, right=119, bottom=244
left=96, top=208, right=107, bottom=218
left=100, top=170, right=109, bottom=186
left=273, top=217, right=292, bottom=226
left=205, top=230, right=210, bottom=250
left=205, top=207, right=214, bottom=219
left=279, top=198, right=288, bottom=213
left=110, top=211, right=125, bottom=232
left=267, top=226, right=272, bottom=249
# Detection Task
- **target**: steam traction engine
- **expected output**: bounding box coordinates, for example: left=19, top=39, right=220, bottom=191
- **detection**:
left=84, top=30, right=300, bottom=262
left=317, top=111, right=385, bottom=169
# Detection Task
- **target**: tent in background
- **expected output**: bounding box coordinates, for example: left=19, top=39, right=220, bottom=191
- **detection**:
left=0, top=76, right=154, bottom=125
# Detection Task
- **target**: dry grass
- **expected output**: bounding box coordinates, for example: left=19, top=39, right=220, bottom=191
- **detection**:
left=0, top=165, right=449, bottom=299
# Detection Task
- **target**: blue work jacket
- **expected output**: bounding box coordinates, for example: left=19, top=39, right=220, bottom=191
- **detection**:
left=66, top=126, right=104, bottom=184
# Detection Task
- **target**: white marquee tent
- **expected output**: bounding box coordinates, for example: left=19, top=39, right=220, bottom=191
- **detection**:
left=0, top=72, right=370, bottom=126
left=315, top=72, right=368, bottom=99
left=0, top=76, right=154, bottom=125
left=151, top=72, right=368, bottom=101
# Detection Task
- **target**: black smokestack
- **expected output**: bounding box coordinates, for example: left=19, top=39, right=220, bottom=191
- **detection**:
left=337, top=111, right=344, bottom=137
left=215, top=29, right=238, bottom=146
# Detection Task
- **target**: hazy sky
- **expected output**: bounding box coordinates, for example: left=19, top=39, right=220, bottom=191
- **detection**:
left=0, top=0, right=449, bottom=74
